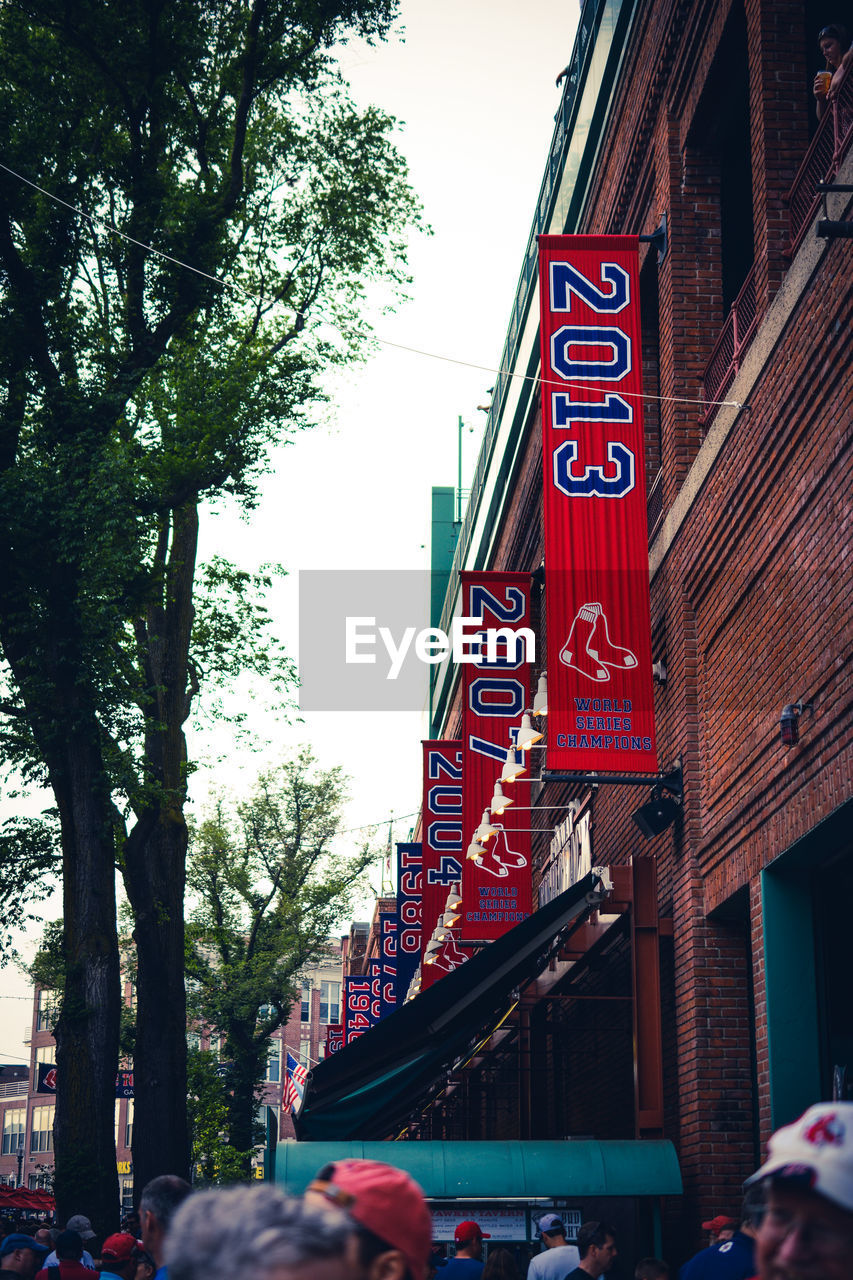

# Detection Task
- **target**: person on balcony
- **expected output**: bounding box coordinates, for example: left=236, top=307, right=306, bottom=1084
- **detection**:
left=814, top=24, right=852, bottom=119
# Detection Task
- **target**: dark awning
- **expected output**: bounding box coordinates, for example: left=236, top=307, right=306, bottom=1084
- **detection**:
left=277, top=1138, right=682, bottom=1198
left=295, top=869, right=609, bottom=1141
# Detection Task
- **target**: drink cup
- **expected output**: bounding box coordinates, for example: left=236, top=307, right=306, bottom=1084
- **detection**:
left=817, top=70, right=832, bottom=95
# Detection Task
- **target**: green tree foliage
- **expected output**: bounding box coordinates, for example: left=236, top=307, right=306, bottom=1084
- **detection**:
left=186, top=750, right=375, bottom=1178
left=0, top=0, right=421, bottom=1226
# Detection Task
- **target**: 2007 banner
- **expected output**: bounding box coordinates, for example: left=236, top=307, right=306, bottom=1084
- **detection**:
left=538, top=234, right=658, bottom=772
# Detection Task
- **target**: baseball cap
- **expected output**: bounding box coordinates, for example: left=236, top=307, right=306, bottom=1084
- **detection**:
left=66, top=1216, right=96, bottom=1240
left=537, top=1214, right=565, bottom=1235
left=454, top=1221, right=490, bottom=1244
left=306, top=1158, right=432, bottom=1280
left=700, top=1215, right=736, bottom=1232
left=101, top=1234, right=140, bottom=1263
left=0, top=1235, right=50, bottom=1259
left=745, top=1101, right=853, bottom=1213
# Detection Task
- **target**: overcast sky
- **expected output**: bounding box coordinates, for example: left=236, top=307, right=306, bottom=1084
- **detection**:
left=0, top=0, right=580, bottom=1064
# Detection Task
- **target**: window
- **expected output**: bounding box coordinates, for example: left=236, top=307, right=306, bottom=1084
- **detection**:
left=125, top=1099, right=134, bottom=1149
left=36, top=989, right=58, bottom=1032
left=114, top=1099, right=122, bottom=1146
left=257, top=1103, right=280, bottom=1145
left=187, top=1030, right=201, bottom=1052
left=32, top=1045, right=55, bottom=1091
left=319, top=980, right=340, bottom=1024
left=266, top=1039, right=281, bottom=1083
left=28, top=1172, right=51, bottom=1191
left=300, top=983, right=311, bottom=1022
left=2, top=1108, right=25, bottom=1155
left=30, top=1105, right=54, bottom=1153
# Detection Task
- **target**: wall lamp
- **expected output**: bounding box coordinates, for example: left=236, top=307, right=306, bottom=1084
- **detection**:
left=780, top=698, right=814, bottom=746
left=631, top=765, right=683, bottom=839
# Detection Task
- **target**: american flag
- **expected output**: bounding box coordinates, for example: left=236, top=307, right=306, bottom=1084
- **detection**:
left=283, top=1050, right=307, bottom=1112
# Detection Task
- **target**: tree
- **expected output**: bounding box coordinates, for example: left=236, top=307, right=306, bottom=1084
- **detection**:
left=0, top=0, right=421, bottom=1226
left=185, top=750, right=374, bottom=1177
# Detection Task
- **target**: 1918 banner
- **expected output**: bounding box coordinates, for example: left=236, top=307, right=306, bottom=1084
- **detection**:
left=538, top=235, right=657, bottom=772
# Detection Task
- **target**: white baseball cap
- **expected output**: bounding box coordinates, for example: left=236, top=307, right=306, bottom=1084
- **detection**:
left=745, top=1102, right=853, bottom=1213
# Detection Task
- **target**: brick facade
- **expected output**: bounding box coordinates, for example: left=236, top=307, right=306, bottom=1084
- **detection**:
left=423, top=0, right=852, bottom=1264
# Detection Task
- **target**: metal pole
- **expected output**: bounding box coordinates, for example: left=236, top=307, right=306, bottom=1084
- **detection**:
left=457, top=416, right=463, bottom=523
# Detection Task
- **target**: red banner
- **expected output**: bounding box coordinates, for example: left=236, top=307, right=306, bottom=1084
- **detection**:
left=460, top=572, right=533, bottom=941
left=421, top=740, right=465, bottom=987
left=344, top=975, right=373, bottom=1045
left=538, top=235, right=657, bottom=772
left=325, top=1024, right=344, bottom=1055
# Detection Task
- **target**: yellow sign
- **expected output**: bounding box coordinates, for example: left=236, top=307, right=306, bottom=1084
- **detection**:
left=116, top=1161, right=132, bottom=1174
left=253, top=1166, right=264, bottom=1179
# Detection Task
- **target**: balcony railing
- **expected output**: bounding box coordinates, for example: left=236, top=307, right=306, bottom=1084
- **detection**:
left=787, top=66, right=853, bottom=255
left=700, top=264, right=758, bottom=422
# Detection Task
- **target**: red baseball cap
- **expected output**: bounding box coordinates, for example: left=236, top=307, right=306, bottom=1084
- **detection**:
left=454, top=1221, right=490, bottom=1244
left=306, top=1158, right=432, bottom=1280
left=700, top=1216, right=736, bottom=1233
left=101, top=1234, right=140, bottom=1263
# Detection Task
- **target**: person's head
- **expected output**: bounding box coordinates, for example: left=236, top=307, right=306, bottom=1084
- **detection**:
left=634, top=1260, right=669, bottom=1280
left=818, top=23, right=850, bottom=67
left=0, top=1235, right=49, bottom=1279
left=56, top=1231, right=84, bottom=1262
left=746, top=1101, right=853, bottom=1279
left=139, top=1175, right=192, bottom=1267
left=130, top=1246, right=154, bottom=1280
left=165, top=1186, right=352, bottom=1280
left=481, top=1247, right=518, bottom=1280
left=701, top=1214, right=736, bottom=1245
left=32, top=1232, right=52, bottom=1249
left=740, top=1184, right=766, bottom=1240
left=576, top=1222, right=617, bottom=1275
left=305, top=1158, right=433, bottom=1280
left=536, top=1214, right=567, bottom=1249
left=452, top=1223, right=488, bottom=1261
left=65, top=1218, right=95, bottom=1244
left=100, top=1234, right=140, bottom=1280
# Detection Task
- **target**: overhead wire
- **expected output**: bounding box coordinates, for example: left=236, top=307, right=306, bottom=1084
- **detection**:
left=0, top=159, right=744, bottom=411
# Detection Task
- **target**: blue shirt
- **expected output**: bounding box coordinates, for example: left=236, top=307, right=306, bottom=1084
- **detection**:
left=440, top=1259, right=484, bottom=1280
left=678, top=1232, right=756, bottom=1280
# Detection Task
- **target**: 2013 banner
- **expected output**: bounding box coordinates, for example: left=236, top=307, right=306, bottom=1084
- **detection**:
left=460, top=572, right=533, bottom=942
left=538, top=235, right=658, bottom=772
left=421, top=740, right=465, bottom=987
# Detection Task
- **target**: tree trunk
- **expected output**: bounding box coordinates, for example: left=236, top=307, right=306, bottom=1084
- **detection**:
left=51, top=735, right=121, bottom=1234
left=124, top=502, right=199, bottom=1194
left=226, top=1042, right=266, bottom=1178
left=125, top=815, right=190, bottom=1192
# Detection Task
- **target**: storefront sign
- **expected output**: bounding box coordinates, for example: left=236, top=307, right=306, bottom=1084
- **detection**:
left=538, top=235, right=657, bottom=772
left=430, top=1206, right=528, bottom=1242
left=539, top=803, right=592, bottom=906
left=460, top=572, right=533, bottom=941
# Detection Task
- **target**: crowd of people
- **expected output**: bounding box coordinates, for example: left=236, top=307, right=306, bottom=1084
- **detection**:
left=0, top=1101, right=851, bottom=1280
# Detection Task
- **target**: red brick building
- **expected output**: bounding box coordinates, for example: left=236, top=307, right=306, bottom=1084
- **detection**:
left=0, top=942, right=343, bottom=1200
left=414, top=0, right=852, bottom=1263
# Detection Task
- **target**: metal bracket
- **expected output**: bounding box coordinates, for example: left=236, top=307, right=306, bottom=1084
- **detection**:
left=817, top=183, right=853, bottom=239
left=541, top=762, right=682, bottom=795
left=639, top=213, right=668, bottom=263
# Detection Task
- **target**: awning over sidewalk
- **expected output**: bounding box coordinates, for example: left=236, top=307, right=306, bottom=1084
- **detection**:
left=295, top=870, right=609, bottom=1142
left=277, top=1138, right=682, bottom=1198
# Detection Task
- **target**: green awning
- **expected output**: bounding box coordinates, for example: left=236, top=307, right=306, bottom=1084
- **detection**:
left=276, top=1139, right=682, bottom=1198
left=295, top=872, right=606, bottom=1141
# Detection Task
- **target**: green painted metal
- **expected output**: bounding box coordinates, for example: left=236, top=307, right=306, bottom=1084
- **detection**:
left=276, top=1139, right=682, bottom=1198
left=761, top=866, right=822, bottom=1129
